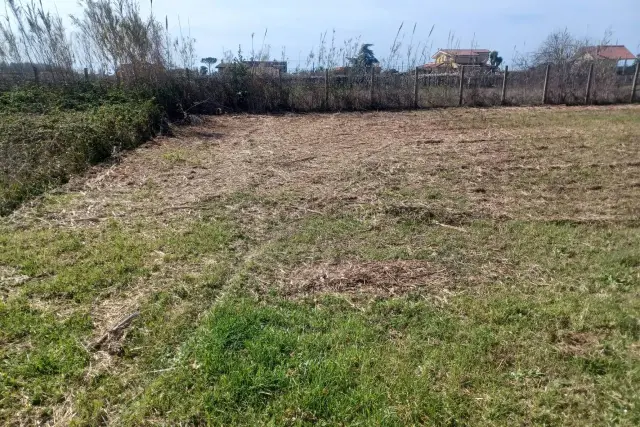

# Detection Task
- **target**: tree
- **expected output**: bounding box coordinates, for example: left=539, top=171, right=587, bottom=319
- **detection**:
left=349, top=44, right=379, bottom=69
left=489, top=51, right=503, bottom=69
left=532, top=29, right=582, bottom=66
left=199, top=65, right=208, bottom=75
left=201, top=57, right=218, bottom=74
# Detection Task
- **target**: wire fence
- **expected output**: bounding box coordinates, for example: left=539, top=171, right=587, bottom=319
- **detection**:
left=187, top=62, right=639, bottom=112
left=1, top=61, right=639, bottom=112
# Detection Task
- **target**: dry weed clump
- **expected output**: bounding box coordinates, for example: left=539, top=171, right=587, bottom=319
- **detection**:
left=284, top=260, right=450, bottom=297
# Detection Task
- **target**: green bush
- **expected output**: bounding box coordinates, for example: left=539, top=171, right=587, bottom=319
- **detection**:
left=0, top=83, right=147, bottom=114
left=0, top=95, right=161, bottom=215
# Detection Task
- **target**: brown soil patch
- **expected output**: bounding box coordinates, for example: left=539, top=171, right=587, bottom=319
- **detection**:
left=284, top=260, right=450, bottom=297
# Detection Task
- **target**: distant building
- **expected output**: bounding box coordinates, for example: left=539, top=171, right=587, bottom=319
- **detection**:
left=578, top=45, right=636, bottom=65
left=429, top=49, right=491, bottom=70
left=216, top=61, right=287, bottom=75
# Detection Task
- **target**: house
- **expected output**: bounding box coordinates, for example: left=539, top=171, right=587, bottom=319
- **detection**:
left=578, top=45, right=636, bottom=64
left=216, top=60, right=287, bottom=75
left=430, top=49, right=491, bottom=70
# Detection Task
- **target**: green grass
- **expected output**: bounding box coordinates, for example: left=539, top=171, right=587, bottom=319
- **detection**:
left=2, top=214, right=637, bottom=425
left=1, top=107, right=639, bottom=425
left=0, top=217, right=239, bottom=425
left=126, top=290, right=638, bottom=425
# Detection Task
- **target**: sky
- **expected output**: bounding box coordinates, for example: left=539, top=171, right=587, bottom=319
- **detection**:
left=47, top=0, right=640, bottom=69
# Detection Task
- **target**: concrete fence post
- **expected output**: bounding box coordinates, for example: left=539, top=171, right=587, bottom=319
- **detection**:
left=324, top=68, right=329, bottom=109
left=414, top=67, right=419, bottom=109
left=501, top=66, right=509, bottom=105
left=542, top=64, right=551, bottom=104
left=585, top=63, right=594, bottom=105
left=458, top=66, right=465, bottom=107
left=370, top=68, right=375, bottom=107
left=630, top=62, right=639, bottom=103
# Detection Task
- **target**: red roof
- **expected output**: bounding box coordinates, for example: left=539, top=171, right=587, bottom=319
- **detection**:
left=433, top=49, right=491, bottom=58
left=582, top=45, right=636, bottom=60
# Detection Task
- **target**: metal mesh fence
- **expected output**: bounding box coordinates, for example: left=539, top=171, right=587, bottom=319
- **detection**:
left=1, top=62, right=639, bottom=112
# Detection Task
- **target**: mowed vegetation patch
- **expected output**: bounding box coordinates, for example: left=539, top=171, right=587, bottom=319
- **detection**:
left=284, top=260, right=448, bottom=297
left=1, top=106, right=639, bottom=425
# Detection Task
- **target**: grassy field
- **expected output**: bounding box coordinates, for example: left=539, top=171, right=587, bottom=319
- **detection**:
left=1, top=106, right=639, bottom=426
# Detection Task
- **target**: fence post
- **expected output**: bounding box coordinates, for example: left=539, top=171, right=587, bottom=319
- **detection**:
left=631, top=62, right=639, bottom=103
left=84, top=67, right=89, bottom=81
left=370, top=67, right=375, bottom=107
left=585, top=63, right=594, bottom=105
left=414, top=67, right=419, bottom=109
left=501, top=66, right=509, bottom=105
left=33, top=66, right=39, bottom=84
left=458, top=66, right=465, bottom=106
left=279, top=69, right=283, bottom=106
left=542, top=64, right=550, bottom=104
left=324, top=68, right=329, bottom=110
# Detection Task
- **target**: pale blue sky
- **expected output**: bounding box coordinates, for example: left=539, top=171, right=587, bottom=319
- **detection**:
left=50, top=0, right=640, bottom=68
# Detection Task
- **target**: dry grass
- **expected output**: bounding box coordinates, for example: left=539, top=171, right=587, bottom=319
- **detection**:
left=284, top=260, right=449, bottom=297
left=12, top=105, right=640, bottom=230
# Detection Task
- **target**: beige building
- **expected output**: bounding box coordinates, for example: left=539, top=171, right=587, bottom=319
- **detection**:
left=432, top=49, right=491, bottom=69
left=420, top=49, right=492, bottom=73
